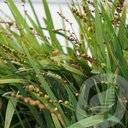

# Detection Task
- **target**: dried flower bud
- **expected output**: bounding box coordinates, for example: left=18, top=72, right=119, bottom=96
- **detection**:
left=52, top=50, right=59, bottom=56
left=29, top=99, right=37, bottom=106
left=23, top=97, right=30, bottom=103
left=38, top=103, right=45, bottom=109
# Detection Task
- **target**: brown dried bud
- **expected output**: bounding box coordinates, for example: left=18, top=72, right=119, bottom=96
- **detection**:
left=23, top=97, right=31, bottom=103
left=52, top=50, right=59, bottom=56
left=29, top=99, right=37, bottom=106
left=38, top=103, right=45, bottom=109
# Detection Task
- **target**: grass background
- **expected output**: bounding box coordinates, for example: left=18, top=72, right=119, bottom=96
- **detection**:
left=0, top=0, right=128, bottom=128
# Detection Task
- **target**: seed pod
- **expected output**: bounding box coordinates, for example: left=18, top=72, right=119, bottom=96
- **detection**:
left=28, top=85, right=34, bottom=91
left=29, top=99, right=37, bottom=106
left=53, top=107, right=58, bottom=112
left=64, top=101, right=69, bottom=105
left=44, top=95, right=50, bottom=100
left=38, top=103, right=45, bottom=109
left=8, top=22, right=14, bottom=27
left=88, top=37, right=92, bottom=41
left=23, top=97, right=30, bottom=103
left=58, top=100, right=63, bottom=103
left=36, top=100, right=40, bottom=105
left=99, top=10, right=102, bottom=14
left=11, top=93, right=16, bottom=97
left=35, top=87, right=40, bottom=93
left=39, top=91, right=43, bottom=95
left=49, top=100, right=53, bottom=103
left=52, top=50, right=59, bottom=56
left=36, top=94, right=40, bottom=97
left=104, top=82, right=108, bottom=85
left=75, top=47, right=79, bottom=51
left=21, top=0, right=26, bottom=2
left=53, top=100, right=58, bottom=103
left=81, top=53, right=86, bottom=57
left=101, top=63, right=106, bottom=68
left=15, top=94, right=22, bottom=99
left=75, top=93, right=79, bottom=97
left=88, top=27, right=91, bottom=32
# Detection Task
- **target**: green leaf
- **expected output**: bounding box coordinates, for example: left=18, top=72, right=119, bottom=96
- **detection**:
left=94, top=0, right=105, bottom=61
left=118, top=3, right=127, bottom=49
left=67, top=114, right=104, bottom=128
left=4, top=98, right=17, bottom=128
left=67, top=114, right=124, bottom=128
left=42, top=0, right=62, bottom=51
left=28, top=0, right=41, bottom=27
left=52, top=113, right=63, bottom=128
left=0, top=79, right=25, bottom=84
left=123, top=50, right=128, bottom=59
left=61, top=64, right=84, bottom=76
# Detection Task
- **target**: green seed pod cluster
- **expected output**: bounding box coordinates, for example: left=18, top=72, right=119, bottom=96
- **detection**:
left=26, top=85, right=51, bottom=101
left=0, top=44, right=26, bottom=58
left=44, top=94, right=50, bottom=100
left=71, top=7, right=89, bottom=23
left=0, top=57, right=24, bottom=64
left=101, top=63, right=106, bottom=68
left=48, top=99, right=72, bottom=107
left=26, top=85, right=43, bottom=97
left=101, top=81, right=108, bottom=85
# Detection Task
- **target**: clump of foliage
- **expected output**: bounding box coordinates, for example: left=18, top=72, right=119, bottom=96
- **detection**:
left=0, top=0, right=128, bottom=128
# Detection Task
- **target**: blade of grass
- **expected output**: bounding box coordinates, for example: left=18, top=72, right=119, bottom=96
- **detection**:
left=43, top=110, right=55, bottom=128
left=63, top=83, right=77, bottom=109
left=118, top=3, right=127, bottom=49
left=28, top=0, right=41, bottom=28
left=61, top=63, right=84, bottom=76
left=52, top=113, right=63, bottom=128
left=67, top=114, right=124, bottom=128
left=42, top=0, right=62, bottom=51
left=94, top=0, right=105, bottom=62
left=0, top=79, right=25, bottom=84
left=4, top=98, right=17, bottom=128
left=26, top=13, right=49, bottom=44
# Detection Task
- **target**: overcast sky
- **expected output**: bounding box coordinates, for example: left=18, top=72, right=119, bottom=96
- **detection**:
left=12, top=0, right=79, bottom=3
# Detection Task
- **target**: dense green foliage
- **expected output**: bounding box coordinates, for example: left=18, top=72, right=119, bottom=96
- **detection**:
left=0, top=0, right=128, bottom=127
